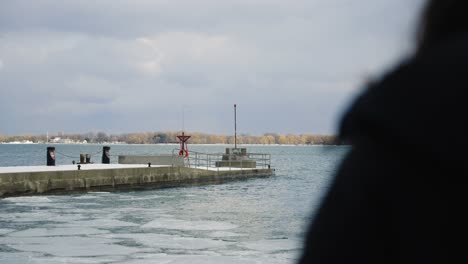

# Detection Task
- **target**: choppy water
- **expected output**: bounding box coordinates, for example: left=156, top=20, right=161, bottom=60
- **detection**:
left=0, top=144, right=348, bottom=263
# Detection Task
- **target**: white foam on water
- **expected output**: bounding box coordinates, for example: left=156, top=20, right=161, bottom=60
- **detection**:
left=0, top=252, right=45, bottom=264
left=216, top=250, right=299, bottom=264
left=118, top=207, right=167, bottom=214
left=68, top=203, right=101, bottom=207
left=208, top=231, right=247, bottom=238
left=2, top=196, right=52, bottom=203
left=117, top=255, right=262, bottom=264
left=0, top=211, right=86, bottom=223
left=114, top=208, right=174, bottom=219
left=129, top=253, right=168, bottom=258
left=2, top=203, right=66, bottom=208
left=65, top=208, right=109, bottom=214
left=0, top=228, right=15, bottom=235
left=0, top=254, right=126, bottom=264
left=240, top=239, right=301, bottom=252
left=4, top=202, right=77, bottom=210
left=0, top=236, right=142, bottom=257
left=116, top=196, right=148, bottom=201
left=38, top=203, right=75, bottom=209
left=117, top=194, right=173, bottom=201
left=73, top=195, right=100, bottom=200
left=32, top=255, right=127, bottom=264
left=217, top=250, right=259, bottom=256
left=0, top=235, right=99, bottom=245
left=102, top=233, right=229, bottom=250
left=267, top=252, right=302, bottom=264
left=142, top=218, right=237, bottom=231
left=8, top=227, right=110, bottom=237
left=64, top=219, right=139, bottom=228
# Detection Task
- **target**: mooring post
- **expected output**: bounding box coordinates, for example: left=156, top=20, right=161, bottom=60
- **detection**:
left=234, top=104, right=237, bottom=149
left=46, top=146, right=55, bottom=166
left=102, top=146, right=110, bottom=164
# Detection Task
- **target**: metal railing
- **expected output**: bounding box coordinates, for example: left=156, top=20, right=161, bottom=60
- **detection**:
left=171, top=149, right=271, bottom=170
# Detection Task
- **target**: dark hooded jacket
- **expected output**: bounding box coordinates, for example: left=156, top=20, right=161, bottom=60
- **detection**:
left=299, top=34, right=468, bottom=263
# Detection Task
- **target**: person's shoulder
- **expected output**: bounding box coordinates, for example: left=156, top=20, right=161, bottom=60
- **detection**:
left=415, top=33, right=468, bottom=67
left=375, top=33, right=468, bottom=99
left=374, top=32, right=468, bottom=94
left=339, top=33, right=468, bottom=146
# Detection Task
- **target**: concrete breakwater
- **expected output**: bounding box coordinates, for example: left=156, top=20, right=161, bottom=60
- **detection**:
left=118, top=155, right=184, bottom=166
left=0, top=164, right=273, bottom=198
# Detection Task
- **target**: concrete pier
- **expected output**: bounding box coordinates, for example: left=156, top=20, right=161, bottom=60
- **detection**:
left=118, top=155, right=184, bottom=166
left=0, top=164, right=273, bottom=198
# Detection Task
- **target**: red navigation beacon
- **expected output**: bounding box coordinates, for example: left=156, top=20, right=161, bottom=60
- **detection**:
left=177, top=132, right=191, bottom=158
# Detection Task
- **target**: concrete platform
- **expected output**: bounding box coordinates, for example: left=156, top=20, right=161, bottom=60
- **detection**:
left=0, top=164, right=274, bottom=198
left=118, top=155, right=184, bottom=166
left=0, top=164, right=163, bottom=173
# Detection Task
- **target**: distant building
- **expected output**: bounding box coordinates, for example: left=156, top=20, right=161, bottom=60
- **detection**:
left=51, top=137, right=76, bottom=144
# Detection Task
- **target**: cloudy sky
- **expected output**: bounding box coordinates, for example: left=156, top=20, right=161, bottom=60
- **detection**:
left=0, top=0, right=426, bottom=136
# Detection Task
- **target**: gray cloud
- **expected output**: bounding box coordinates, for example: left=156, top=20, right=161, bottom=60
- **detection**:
left=0, top=0, right=426, bottom=135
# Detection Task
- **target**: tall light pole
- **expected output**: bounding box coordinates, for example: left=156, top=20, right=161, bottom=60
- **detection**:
left=234, top=104, right=237, bottom=149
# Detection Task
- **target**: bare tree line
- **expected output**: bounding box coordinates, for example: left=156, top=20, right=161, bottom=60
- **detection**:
left=0, top=131, right=341, bottom=145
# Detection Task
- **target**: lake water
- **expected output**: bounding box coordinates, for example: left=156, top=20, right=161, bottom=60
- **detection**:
left=0, top=144, right=348, bottom=263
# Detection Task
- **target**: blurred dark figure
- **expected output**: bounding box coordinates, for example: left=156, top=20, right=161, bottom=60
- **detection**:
left=299, top=0, right=468, bottom=263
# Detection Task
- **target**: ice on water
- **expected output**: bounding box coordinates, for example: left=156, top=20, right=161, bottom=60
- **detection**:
left=142, top=218, right=238, bottom=231
left=0, top=199, right=300, bottom=263
left=0, top=144, right=345, bottom=263
left=34, top=255, right=127, bottom=264
left=241, top=239, right=302, bottom=252
left=123, top=252, right=297, bottom=264
left=2, top=196, right=52, bottom=203
left=0, top=252, right=44, bottom=264
left=63, top=219, right=140, bottom=228
left=208, top=231, right=247, bottom=237
left=8, top=227, right=109, bottom=237
left=0, top=251, right=128, bottom=264
left=0, top=195, right=301, bottom=263
left=116, top=255, right=263, bottom=264
left=0, top=229, right=15, bottom=235
left=117, top=194, right=174, bottom=201
left=0, top=236, right=142, bottom=257
left=72, top=195, right=101, bottom=200
left=0, top=210, right=86, bottom=223
left=102, top=233, right=229, bottom=250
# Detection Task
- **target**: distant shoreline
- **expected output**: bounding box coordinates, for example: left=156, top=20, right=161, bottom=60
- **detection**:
left=0, top=131, right=342, bottom=145
left=0, top=142, right=347, bottom=147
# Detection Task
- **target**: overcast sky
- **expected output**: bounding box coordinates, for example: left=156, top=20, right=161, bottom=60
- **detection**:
left=0, top=0, right=426, bottom=136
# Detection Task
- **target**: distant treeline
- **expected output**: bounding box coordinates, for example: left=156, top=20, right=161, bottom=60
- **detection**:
left=0, top=132, right=342, bottom=145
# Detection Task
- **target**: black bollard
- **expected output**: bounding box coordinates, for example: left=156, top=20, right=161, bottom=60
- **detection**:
left=85, top=154, right=91, bottom=164
left=148, top=162, right=151, bottom=167
left=102, top=146, right=110, bottom=164
left=47, top=147, right=55, bottom=166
